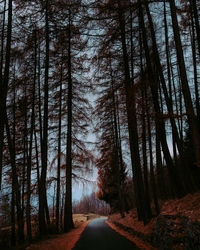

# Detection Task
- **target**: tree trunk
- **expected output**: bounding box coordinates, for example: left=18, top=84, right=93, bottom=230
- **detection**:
left=11, top=182, right=16, bottom=246
left=5, top=111, right=24, bottom=242
left=110, top=69, right=125, bottom=218
left=117, top=0, right=148, bottom=223
left=191, top=0, right=200, bottom=62
left=155, top=124, right=168, bottom=199
left=146, top=103, right=160, bottom=215
left=56, top=61, right=63, bottom=232
left=141, top=87, right=153, bottom=218
left=164, top=0, right=177, bottom=162
left=26, top=29, right=37, bottom=242
left=34, top=124, right=40, bottom=194
left=11, top=84, right=16, bottom=246
left=0, top=0, right=6, bottom=189
left=39, top=0, right=50, bottom=234
left=64, top=5, right=74, bottom=232
left=139, top=38, right=152, bottom=219
left=190, top=4, right=200, bottom=122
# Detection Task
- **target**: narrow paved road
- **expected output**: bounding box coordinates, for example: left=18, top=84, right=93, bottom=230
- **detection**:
left=72, top=218, right=139, bottom=250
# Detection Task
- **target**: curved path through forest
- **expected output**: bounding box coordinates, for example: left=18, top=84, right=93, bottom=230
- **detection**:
left=72, top=217, right=139, bottom=250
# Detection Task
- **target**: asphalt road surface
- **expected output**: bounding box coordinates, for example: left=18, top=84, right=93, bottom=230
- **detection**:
left=72, top=217, right=139, bottom=250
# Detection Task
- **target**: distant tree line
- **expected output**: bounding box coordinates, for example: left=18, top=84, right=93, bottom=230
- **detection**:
left=72, top=192, right=110, bottom=215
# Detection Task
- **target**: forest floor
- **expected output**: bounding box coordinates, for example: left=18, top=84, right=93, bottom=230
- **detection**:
left=108, top=191, right=200, bottom=249
left=24, top=214, right=102, bottom=250
left=0, top=214, right=100, bottom=250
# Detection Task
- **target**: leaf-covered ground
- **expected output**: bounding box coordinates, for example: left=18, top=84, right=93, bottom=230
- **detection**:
left=25, top=214, right=101, bottom=250
left=109, top=191, right=200, bottom=249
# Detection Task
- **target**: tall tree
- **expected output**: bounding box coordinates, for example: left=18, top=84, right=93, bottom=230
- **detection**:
left=169, top=0, right=200, bottom=168
left=39, top=0, right=50, bottom=234
left=0, top=0, right=6, bottom=189
left=117, top=0, right=148, bottom=223
left=64, top=4, right=74, bottom=232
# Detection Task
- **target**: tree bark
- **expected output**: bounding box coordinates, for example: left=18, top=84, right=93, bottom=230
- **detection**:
left=0, top=0, right=6, bottom=189
left=56, top=61, right=63, bottom=232
left=139, top=38, right=152, bottom=219
left=191, top=0, right=200, bottom=62
left=26, top=29, right=37, bottom=242
left=11, top=181, right=16, bottom=246
left=110, top=69, right=125, bottom=218
left=190, top=3, right=200, bottom=122
left=5, top=111, right=24, bottom=242
left=64, top=5, right=74, bottom=232
left=146, top=102, right=160, bottom=215
left=39, top=0, right=50, bottom=234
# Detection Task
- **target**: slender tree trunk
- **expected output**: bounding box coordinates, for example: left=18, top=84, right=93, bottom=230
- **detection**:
left=164, top=0, right=177, bottom=161
left=22, top=85, right=27, bottom=242
left=139, top=37, right=152, bottom=218
left=191, top=0, right=200, bottom=61
left=34, top=125, right=40, bottom=193
left=56, top=62, right=63, bottom=232
left=190, top=5, right=200, bottom=122
left=64, top=6, right=74, bottom=232
left=11, top=181, right=16, bottom=246
left=0, top=0, right=6, bottom=74
left=11, top=83, right=16, bottom=246
left=141, top=87, right=152, bottom=218
left=5, top=111, right=24, bottom=242
left=130, top=3, right=134, bottom=83
left=37, top=39, right=45, bottom=232
left=26, top=29, right=37, bottom=242
left=170, top=59, right=183, bottom=147
left=61, top=190, right=64, bottom=230
left=116, top=91, right=129, bottom=213
left=22, top=141, right=26, bottom=238
left=45, top=190, right=50, bottom=225
left=0, top=0, right=6, bottom=189
left=39, top=0, right=50, bottom=234
left=38, top=43, right=43, bottom=149
left=117, top=0, right=148, bottom=223
left=110, top=70, right=125, bottom=218
left=146, top=105, right=160, bottom=215
left=155, top=124, right=168, bottom=199
left=52, top=183, right=56, bottom=219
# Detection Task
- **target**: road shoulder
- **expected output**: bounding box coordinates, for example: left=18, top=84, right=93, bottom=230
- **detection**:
left=26, top=220, right=91, bottom=250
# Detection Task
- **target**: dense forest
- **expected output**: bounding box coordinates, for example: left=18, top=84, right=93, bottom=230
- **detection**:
left=0, top=0, right=200, bottom=248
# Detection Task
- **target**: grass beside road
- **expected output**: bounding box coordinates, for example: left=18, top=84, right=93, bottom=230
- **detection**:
left=25, top=213, right=101, bottom=250
left=73, top=213, right=101, bottom=226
